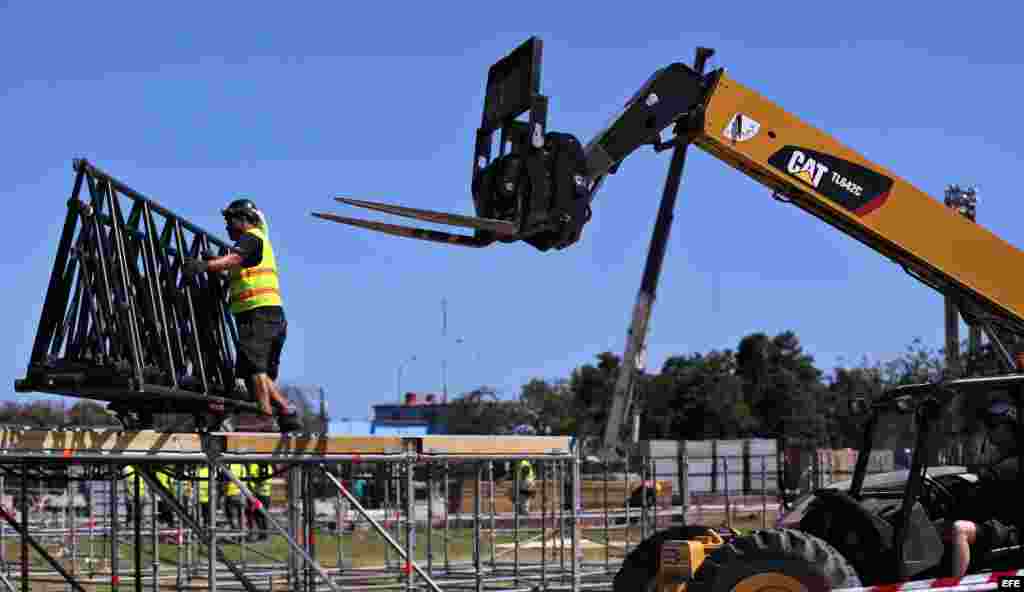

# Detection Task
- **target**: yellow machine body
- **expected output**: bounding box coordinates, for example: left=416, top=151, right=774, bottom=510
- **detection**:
left=656, top=535, right=725, bottom=592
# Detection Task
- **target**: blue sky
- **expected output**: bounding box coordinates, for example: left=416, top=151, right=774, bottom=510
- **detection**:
left=3, top=4, right=1022, bottom=422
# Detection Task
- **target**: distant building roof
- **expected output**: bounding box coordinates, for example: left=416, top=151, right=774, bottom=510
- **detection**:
left=371, top=425, right=428, bottom=436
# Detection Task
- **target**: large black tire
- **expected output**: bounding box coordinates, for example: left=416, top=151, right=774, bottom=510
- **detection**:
left=613, top=525, right=722, bottom=592
left=689, top=529, right=861, bottom=592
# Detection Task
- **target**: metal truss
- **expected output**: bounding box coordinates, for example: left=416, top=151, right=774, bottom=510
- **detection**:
left=15, top=159, right=259, bottom=428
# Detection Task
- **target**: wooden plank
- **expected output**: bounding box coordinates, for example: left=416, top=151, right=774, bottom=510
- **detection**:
left=0, top=429, right=203, bottom=454
left=221, top=433, right=404, bottom=455
left=419, top=436, right=572, bottom=456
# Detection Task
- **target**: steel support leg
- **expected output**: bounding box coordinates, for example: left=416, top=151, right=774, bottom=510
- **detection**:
left=134, top=467, right=258, bottom=592
left=19, top=466, right=26, bottom=592
left=405, top=459, right=414, bottom=592
left=571, top=452, right=581, bottom=592
left=318, top=466, right=446, bottom=592
left=288, top=464, right=301, bottom=587
left=134, top=467, right=142, bottom=592
left=208, top=461, right=217, bottom=592
left=214, top=460, right=342, bottom=592
left=111, top=467, right=119, bottom=591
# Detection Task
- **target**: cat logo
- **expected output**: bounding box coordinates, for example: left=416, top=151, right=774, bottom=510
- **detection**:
left=767, top=146, right=894, bottom=217
left=786, top=150, right=829, bottom=188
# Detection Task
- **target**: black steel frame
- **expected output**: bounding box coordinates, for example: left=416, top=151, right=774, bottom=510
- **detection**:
left=15, top=159, right=260, bottom=425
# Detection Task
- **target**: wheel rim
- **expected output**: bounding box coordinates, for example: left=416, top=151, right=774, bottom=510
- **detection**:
left=732, top=573, right=809, bottom=592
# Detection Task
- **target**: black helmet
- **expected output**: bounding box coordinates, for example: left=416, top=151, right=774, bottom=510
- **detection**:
left=222, top=198, right=259, bottom=224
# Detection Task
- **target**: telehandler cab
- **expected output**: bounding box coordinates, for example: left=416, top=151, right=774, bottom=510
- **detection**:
left=618, top=375, right=1024, bottom=592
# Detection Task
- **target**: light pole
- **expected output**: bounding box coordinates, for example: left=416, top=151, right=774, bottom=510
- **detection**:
left=444, top=337, right=476, bottom=403
left=397, top=355, right=417, bottom=403
left=441, top=298, right=480, bottom=402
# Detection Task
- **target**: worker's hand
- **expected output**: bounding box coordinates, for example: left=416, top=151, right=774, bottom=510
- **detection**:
left=941, top=520, right=978, bottom=543
left=182, top=258, right=208, bottom=278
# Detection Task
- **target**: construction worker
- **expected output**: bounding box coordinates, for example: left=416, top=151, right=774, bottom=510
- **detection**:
left=248, top=462, right=273, bottom=541
left=124, top=465, right=149, bottom=524
left=197, top=465, right=212, bottom=526
left=182, top=199, right=302, bottom=433
left=942, top=398, right=1022, bottom=576
left=224, top=463, right=248, bottom=540
left=514, top=459, right=536, bottom=514
left=510, top=424, right=538, bottom=514
left=154, top=468, right=174, bottom=526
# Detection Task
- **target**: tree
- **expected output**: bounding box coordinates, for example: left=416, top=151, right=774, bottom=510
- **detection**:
left=68, top=400, right=120, bottom=427
left=568, top=352, right=620, bottom=440
left=738, top=331, right=826, bottom=444
left=446, top=386, right=530, bottom=435
left=826, top=361, right=884, bottom=448
left=641, top=350, right=749, bottom=440
left=519, top=378, right=575, bottom=435
left=2, top=400, right=68, bottom=427
left=880, top=338, right=945, bottom=386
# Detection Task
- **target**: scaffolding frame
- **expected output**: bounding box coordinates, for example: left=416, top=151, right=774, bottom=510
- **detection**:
left=0, top=429, right=619, bottom=592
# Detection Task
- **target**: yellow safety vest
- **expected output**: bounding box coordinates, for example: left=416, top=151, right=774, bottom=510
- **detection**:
left=197, top=466, right=210, bottom=503
left=516, top=460, right=535, bottom=485
left=225, top=464, right=246, bottom=497
left=229, top=226, right=282, bottom=314
left=156, top=469, right=174, bottom=497
left=250, top=463, right=272, bottom=497
left=126, top=466, right=147, bottom=496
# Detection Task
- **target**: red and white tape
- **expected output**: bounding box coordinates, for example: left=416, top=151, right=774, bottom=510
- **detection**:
left=835, top=570, right=1024, bottom=592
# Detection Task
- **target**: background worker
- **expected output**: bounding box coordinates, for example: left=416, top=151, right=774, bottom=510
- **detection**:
left=514, top=459, right=536, bottom=514
left=154, top=468, right=175, bottom=526
left=248, top=462, right=273, bottom=542
left=124, top=465, right=149, bottom=524
left=224, top=463, right=248, bottom=541
left=183, top=199, right=302, bottom=433
left=511, top=424, right=538, bottom=514
left=197, top=465, right=212, bottom=527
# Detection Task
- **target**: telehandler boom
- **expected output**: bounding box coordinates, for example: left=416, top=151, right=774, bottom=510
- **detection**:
left=317, top=37, right=1024, bottom=456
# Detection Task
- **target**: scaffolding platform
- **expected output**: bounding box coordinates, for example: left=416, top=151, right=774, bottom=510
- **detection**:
left=0, top=428, right=574, bottom=461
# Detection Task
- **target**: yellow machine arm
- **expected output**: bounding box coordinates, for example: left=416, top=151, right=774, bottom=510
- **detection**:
left=589, top=59, right=1024, bottom=451
left=694, top=72, right=1024, bottom=345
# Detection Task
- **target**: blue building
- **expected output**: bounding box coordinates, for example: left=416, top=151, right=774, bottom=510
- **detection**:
left=371, top=392, right=449, bottom=435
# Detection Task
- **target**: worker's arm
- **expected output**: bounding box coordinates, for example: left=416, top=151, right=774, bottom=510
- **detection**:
left=183, top=232, right=261, bottom=276
left=204, top=252, right=243, bottom=273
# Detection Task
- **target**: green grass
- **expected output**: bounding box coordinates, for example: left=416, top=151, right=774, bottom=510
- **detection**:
left=1, top=525, right=618, bottom=571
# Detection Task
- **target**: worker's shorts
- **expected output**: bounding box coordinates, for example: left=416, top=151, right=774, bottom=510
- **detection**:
left=234, top=306, right=287, bottom=380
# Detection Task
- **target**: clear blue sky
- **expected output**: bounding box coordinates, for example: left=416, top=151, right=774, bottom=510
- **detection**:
left=3, top=4, right=1022, bottom=422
